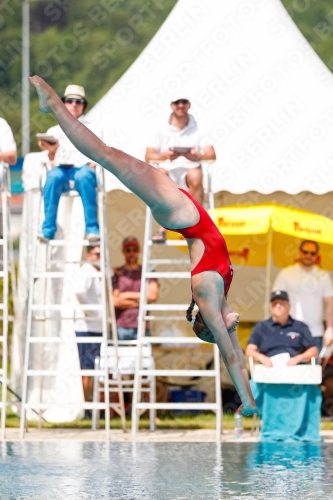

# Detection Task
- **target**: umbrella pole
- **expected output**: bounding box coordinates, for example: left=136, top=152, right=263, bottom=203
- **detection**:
left=264, top=227, right=273, bottom=318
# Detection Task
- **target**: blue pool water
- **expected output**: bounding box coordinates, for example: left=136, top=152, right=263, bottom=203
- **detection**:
left=0, top=442, right=332, bottom=499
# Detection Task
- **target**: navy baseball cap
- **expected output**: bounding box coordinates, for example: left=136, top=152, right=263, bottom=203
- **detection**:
left=270, top=290, right=289, bottom=302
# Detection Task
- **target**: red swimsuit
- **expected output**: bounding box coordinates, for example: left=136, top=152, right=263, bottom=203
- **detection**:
left=165, top=188, right=233, bottom=295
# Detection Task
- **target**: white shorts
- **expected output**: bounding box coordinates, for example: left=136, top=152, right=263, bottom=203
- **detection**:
left=158, top=165, right=201, bottom=190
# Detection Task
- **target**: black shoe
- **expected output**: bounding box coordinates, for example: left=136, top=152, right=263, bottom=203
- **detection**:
left=84, top=410, right=92, bottom=420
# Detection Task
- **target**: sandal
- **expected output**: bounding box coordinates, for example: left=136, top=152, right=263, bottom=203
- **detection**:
left=151, top=230, right=166, bottom=244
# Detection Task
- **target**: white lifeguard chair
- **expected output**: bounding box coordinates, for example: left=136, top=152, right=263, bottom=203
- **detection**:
left=19, top=165, right=126, bottom=438
left=131, top=162, right=223, bottom=440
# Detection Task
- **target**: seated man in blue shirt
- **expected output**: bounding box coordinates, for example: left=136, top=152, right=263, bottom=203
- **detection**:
left=246, top=290, right=318, bottom=365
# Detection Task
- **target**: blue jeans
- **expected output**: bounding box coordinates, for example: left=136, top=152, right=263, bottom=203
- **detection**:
left=116, top=327, right=150, bottom=341
left=76, top=332, right=102, bottom=369
left=42, top=165, right=99, bottom=239
left=312, top=337, right=322, bottom=361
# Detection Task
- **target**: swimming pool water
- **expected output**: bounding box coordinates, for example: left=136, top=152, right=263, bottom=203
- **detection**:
left=0, top=442, right=332, bottom=499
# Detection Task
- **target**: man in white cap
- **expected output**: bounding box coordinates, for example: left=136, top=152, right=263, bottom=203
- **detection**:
left=39, top=84, right=102, bottom=242
left=145, top=93, right=216, bottom=242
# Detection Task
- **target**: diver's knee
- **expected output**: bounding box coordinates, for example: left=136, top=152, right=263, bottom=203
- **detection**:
left=223, top=352, right=239, bottom=368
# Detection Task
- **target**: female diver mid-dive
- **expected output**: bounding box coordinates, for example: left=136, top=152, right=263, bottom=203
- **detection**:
left=29, top=75, right=259, bottom=417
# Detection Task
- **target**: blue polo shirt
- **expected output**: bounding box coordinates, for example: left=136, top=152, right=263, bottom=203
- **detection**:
left=248, top=316, right=316, bottom=358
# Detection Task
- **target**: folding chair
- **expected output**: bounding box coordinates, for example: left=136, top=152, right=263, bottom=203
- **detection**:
left=92, top=341, right=155, bottom=431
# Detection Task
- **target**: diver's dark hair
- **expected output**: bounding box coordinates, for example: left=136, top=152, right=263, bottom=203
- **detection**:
left=186, top=298, right=196, bottom=323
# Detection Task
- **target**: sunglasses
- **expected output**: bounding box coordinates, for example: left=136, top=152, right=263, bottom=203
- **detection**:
left=301, top=250, right=317, bottom=256
left=172, top=99, right=189, bottom=105
left=64, top=98, right=85, bottom=105
left=124, top=247, right=139, bottom=253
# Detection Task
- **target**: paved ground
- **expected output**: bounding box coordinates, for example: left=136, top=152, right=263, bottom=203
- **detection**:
left=3, top=428, right=333, bottom=442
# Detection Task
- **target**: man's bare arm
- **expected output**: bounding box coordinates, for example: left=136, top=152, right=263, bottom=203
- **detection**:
left=323, top=296, right=333, bottom=346
left=145, top=147, right=179, bottom=162
left=147, top=281, right=159, bottom=303
left=113, top=283, right=158, bottom=308
left=286, top=346, right=318, bottom=366
left=183, top=145, right=216, bottom=162
left=0, top=151, right=17, bottom=165
left=245, top=344, right=273, bottom=367
left=113, top=289, right=140, bottom=309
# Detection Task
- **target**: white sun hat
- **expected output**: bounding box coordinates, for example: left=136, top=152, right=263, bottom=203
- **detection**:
left=63, top=84, right=86, bottom=101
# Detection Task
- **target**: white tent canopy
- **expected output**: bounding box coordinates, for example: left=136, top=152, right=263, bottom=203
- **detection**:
left=87, top=0, right=333, bottom=195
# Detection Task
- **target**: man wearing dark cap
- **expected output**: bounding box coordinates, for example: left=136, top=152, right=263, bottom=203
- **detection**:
left=38, top=84, right=103, bottom=242
left=245, top=290, right=318, bottom=367
left=112, top=236, right=159, bottom=340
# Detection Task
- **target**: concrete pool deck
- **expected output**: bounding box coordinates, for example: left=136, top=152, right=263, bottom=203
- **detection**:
left=3, top=428, right=333, bottom=442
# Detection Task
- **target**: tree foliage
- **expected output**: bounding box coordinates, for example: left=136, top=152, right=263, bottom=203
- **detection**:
left=0, top=0, right=333, bottom=154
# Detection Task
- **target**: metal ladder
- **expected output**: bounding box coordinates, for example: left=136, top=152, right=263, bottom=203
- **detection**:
left=132, top=163, right=222, bottom=440
left=0, top=163, right=17, bottom=439
left=19, top=165, right=126, bottom=438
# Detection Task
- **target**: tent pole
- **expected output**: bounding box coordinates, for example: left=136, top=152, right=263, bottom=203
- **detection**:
left=264, top=227, right=273, bottom=318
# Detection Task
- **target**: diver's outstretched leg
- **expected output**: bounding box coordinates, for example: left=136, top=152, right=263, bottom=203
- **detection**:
left=191, top=272, right=259, bottom=416
left=28, top=76, right=198, bottom=230
left=221, top=296, right=259, bottom=416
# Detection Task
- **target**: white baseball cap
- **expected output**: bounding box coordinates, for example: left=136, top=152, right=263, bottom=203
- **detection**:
left=63, top=84, right=86, bottom=101
left=170, top=92, right=190, bottom=103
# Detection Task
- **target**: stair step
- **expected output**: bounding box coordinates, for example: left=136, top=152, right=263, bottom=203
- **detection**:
left=143, top=304, right=193, bottom=312
left=136, top=403, right=218, bottom=410
left=31, top=304, right=103, bottom=311
left=33, top=271, right=102, bottom=278
left=146, top=272, right=190, bottom=279
left=27, top=369, right=105, bottom=376
left=149, top=259, right=190, bottom=265
left=38, top=240, right=92, bottom=247
left=22, top=402, right=107, bottom=410
left=148, top=240, right=187, bottom=247
left=138, top=369, right=216, bottom=377
left=29, top=337, right=104, bottom=344
left=138, top=337, right=204, bottom=344
left=144, top=315, right=188, bottom=321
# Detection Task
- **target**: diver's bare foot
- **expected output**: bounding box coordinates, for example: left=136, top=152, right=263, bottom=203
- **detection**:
left=238, top=404, right=260, bottom=417
left=221, top=300, right=239, bottom=334
left=223, top=311, right=239, bottom=334
left=28, top=75, right=56, bottom=114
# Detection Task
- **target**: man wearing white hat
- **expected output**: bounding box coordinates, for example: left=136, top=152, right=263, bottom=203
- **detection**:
left=145, top=93, right=216, bottom=242
left=39, top=84, right=102, bottom=242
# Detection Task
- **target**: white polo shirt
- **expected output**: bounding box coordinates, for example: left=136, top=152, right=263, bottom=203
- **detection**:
left=273, top=263, right=333, bottom=337
left=73, top=263, right=103, bottom=333
left=147, top=114, right=209, bottom=171
left=47, top=115, right=103, bottom=167
left=0, top=118, right=17, bottom=155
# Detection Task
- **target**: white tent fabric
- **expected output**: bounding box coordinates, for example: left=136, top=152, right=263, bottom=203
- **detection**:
left=87, top=0, right=333, bottom=195
left=11, top=152, right=85, bottom=421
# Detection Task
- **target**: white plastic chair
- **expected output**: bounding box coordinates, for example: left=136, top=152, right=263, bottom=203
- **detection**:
left=92, top=341, right=156, bottom=431
left=249, top=356, right=321, bottom=385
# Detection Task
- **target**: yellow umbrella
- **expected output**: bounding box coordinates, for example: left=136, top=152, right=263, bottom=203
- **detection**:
left=167, top=203, right=333, bottom=315
left=211, top=203, right=333, bottom=270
